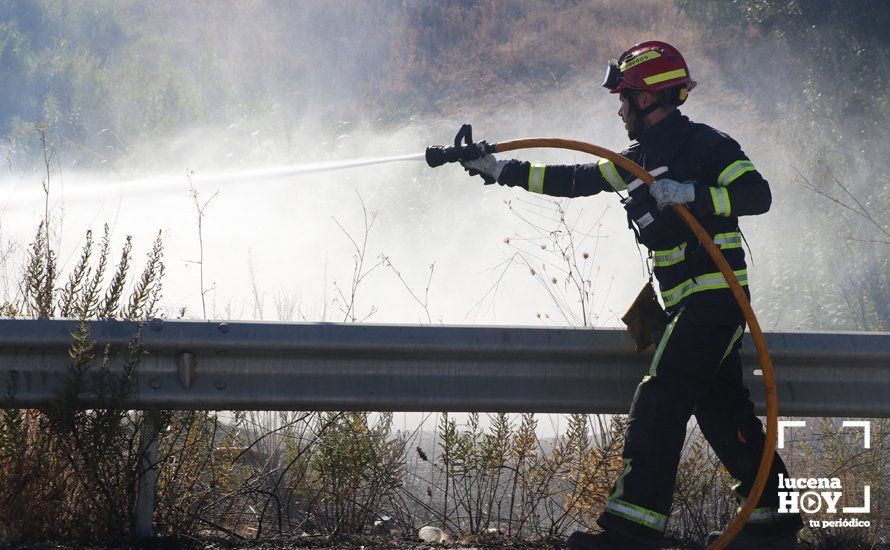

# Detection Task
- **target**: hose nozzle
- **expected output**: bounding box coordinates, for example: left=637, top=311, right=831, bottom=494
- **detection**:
left=426, top=124, right=496, bottom=168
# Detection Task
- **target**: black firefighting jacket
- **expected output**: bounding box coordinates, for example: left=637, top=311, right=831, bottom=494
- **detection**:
left=495, top=110, right=770, bottom=311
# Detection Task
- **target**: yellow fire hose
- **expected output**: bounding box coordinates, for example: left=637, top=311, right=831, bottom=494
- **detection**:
left=491, top=138, right=778, bottom=550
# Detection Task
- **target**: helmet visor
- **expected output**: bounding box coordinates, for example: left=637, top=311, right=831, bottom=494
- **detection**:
left=602, top=59, right=622, bottom=90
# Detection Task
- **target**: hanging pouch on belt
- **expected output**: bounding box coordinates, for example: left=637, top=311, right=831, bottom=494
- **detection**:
left=621, top=280, right=670, bottom=352
left=621, top=166, right=674, bottom=249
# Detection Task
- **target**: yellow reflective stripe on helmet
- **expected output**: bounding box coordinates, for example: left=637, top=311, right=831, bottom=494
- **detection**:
left=710, top=187, right=731, bottom=216
left=620, top=50, right=661, bottom=72
left=528, top=163, right=546, bottom=194
left=597, top=158, right=626, bottom=191
left=605, top=498, right=667, bottom=532
left=661, top=269, right=748, bottom=308
left=652, top=243, right=686, bottom=267
left=718, top=160, right=756, bottom=186
left=643, top=68, right=687, bottom=85
left=713, top=231, right=742, bottom=249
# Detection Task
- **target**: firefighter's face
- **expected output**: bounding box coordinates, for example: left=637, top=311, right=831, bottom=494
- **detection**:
left=618, top=93, right=634, bottom=128
left=618, top=91, right=650, bottom=140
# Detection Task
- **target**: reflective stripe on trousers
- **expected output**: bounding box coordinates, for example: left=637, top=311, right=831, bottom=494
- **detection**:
left=604, top=498, right=668, bottom=532
left=733, top=482, right=784, bottom=525
left=646, top=308, right=684, bottom=379
left=748, top=506, right=782, bottom=524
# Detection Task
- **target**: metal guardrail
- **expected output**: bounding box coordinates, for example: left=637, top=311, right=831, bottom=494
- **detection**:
left=2, top=318, right=888, bottom=417
left=3, top=318, right=888, bottom=538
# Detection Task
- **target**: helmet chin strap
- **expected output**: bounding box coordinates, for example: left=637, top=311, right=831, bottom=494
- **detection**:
left=627, top=90, right=661, bottom=117
left=624, top=91, right=661, bottom=140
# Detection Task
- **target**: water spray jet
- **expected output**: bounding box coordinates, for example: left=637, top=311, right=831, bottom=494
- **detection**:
left=194, top=152, right=427, bottom=184
left=1, top=153, right=430, bottom=208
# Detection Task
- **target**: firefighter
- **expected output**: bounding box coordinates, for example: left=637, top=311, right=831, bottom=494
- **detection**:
left=461, top=41, right=803, bottom=549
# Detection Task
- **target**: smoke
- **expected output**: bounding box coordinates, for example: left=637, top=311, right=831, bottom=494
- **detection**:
left=0, top=1, right=885, bottom=332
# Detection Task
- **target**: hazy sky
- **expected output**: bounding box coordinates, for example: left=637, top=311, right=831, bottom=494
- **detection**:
left=0, top=2, right=883, bottom=334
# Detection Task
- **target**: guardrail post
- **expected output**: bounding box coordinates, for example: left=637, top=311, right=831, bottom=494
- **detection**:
left=134, top=410, right=161, bottom=538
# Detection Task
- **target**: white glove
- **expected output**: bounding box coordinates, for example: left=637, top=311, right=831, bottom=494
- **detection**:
left=650, top=178, right=696, bottom=210
left=461, top=154, right=507, bottom=183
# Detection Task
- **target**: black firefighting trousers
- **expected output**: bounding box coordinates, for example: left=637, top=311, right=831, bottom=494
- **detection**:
left=597, top=303, right=803, bottom=544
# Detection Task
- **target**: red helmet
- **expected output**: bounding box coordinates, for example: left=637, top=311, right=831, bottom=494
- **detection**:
left=603, top=41, right=697, bottom=100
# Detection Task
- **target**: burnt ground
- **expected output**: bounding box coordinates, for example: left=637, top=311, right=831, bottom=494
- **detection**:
left=1, top=532, right=879, bottom=549
left=0, top=533, right=561, bottom=550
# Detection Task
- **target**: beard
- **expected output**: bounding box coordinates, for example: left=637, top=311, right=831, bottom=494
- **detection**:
left=626, top=111, right=645, bottom=141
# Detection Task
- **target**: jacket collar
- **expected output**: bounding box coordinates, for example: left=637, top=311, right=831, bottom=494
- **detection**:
left=635, top=110, right=689, bottom=163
